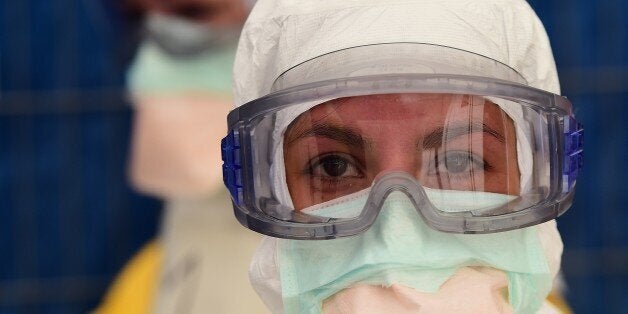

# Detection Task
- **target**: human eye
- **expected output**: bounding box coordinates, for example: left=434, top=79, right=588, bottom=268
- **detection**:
left=430, top=150, right=491, bottom=178
left=307, top=153, right=363, bottom=179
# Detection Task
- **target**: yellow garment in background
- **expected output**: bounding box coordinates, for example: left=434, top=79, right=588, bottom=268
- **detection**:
left=95, top=193, right=265, bottom=314
left=547, top=292, right=573, bottom=314
left=95, top=241, right=161, bottom=314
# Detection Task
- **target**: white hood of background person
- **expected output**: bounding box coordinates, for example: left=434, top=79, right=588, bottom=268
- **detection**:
left=232, top=0, right=564, bottom=312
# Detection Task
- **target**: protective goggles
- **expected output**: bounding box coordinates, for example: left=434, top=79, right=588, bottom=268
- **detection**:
left=222, top=44, right=583, bottom=239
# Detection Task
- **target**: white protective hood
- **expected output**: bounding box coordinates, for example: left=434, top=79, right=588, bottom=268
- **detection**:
left=233, top=0, right=560, bottom=105
left=232, top=0, right=564, bottom=312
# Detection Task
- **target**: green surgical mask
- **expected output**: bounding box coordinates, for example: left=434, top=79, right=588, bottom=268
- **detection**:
left=127, top=40, right=236, bottom=95
left=277, top=190, right=552, bottom=314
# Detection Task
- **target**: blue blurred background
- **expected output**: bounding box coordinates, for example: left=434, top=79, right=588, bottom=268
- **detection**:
left=0, top=0, right=626, bottom=313
left=0, top=1, right=162, bottom=313
left=526, top=0, right=628, bottom=312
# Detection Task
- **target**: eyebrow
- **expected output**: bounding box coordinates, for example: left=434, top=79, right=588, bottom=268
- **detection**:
left=286, top=122, right=368, bottom=149
left=286, top=121, right=505, bottom=149
left=422, top=122, right=506, bottom=148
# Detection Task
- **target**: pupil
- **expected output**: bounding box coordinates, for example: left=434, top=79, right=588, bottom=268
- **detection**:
left=321, top=156, right=348, bottom=177
left=445, top=153, right=470, bottom=173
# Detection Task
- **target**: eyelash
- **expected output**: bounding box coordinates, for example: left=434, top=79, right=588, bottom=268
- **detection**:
left=305, top=153, right=362, bottom=173
left=303, top=152, right=365, bottom=189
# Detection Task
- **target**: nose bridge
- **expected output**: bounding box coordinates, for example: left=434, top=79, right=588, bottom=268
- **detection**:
left=367, top=171, right=458, bottom=234
left=370, top=171, right=428, bottom=208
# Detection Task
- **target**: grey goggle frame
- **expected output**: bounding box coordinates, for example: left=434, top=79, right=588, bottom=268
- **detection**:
left=222, top=74, right=582, bottom=239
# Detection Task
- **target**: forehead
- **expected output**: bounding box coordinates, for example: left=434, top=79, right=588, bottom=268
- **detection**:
left=289, top=93, right=510, bottom=130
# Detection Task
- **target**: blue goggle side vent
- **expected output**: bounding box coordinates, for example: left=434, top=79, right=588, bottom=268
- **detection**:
left=221, top=130, right=243, bottom=205
left=562, top=116, right=584, bottom=193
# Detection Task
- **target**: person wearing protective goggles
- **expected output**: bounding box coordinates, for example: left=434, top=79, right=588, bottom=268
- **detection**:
left=223, top=0, right=582, bottom=313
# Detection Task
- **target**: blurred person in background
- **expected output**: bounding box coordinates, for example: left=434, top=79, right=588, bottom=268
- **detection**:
left=96, top=0, right=265, bottom=313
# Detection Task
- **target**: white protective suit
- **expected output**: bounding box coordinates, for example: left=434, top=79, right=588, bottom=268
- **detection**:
left=232, top=0, right=565, bottom=313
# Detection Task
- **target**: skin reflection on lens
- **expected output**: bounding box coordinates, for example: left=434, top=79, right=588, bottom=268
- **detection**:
left=283, top=94, right=520, bottom=211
